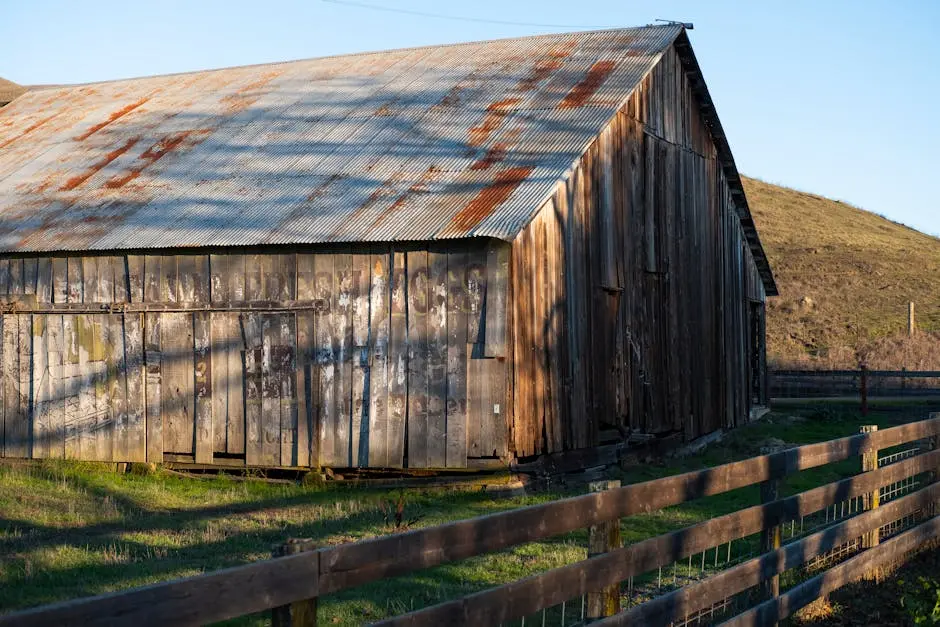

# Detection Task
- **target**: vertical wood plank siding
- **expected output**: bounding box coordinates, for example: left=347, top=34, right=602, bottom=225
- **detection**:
left=510, top=46, right=765, bottom=456
left=0, top=44, right=766, bottom=467
left=0, top=244, right=510, bottom=468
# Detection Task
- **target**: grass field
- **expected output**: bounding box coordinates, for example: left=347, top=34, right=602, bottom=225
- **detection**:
left=744, top=176, right=940, bottom=369
left=0, top=404, right=936, bottom=625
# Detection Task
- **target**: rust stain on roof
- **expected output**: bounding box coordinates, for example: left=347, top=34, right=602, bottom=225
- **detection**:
left=330, top=170, right=407, bottom=238
left=517, top=59, right=562, bottom=92
left=74, top=96, right=152, bottom=141
left=438, top=84, right=463, bottom=108
left=469, top=143, right=509, bottom=171
left=469, top=127, right=523, bottom=170
left=219, top=71, right=282, bottom=115
left=375, top=98, right=399, bottom=117
left=559, top=60, right=617, bottom=109
left=0, top=113, right=60, bottom=150
left=103, top=130, right=206, bottom=189
left=448, top=165, right=533, bottom=232
left=469, top=98, right=520, bottom=147
left=517, top=41, right=576, bottom=92
left=305, top=173, right=347, bottom=201
left=369, top=166, right=440, bottom=231
left=60, top=137, right=140, bottom=191
left=548, top=39, right=579, bottom=59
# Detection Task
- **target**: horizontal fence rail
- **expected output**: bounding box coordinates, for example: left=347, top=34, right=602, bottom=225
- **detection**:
left=771, top=370, right=940, bottom=378
left=771, top=368, right=940, bottom=401
left=2, top=415, right=939, bottom=627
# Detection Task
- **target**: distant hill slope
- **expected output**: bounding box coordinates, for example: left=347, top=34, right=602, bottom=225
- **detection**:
left=743, top=176, right=940, bottom=368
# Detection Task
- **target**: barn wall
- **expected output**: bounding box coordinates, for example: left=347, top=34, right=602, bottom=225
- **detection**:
left=511, top=44, right=767, bottom=456
left=0, top=242, right=511, bottom=468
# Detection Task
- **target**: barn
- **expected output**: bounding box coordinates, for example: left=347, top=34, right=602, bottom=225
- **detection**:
left=0, top=24, right=775, bottom=470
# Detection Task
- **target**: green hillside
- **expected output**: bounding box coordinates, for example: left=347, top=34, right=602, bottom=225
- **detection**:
left=743, top=176, right=940, bottom=369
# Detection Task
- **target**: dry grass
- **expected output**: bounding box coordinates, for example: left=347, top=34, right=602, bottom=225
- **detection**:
left=744, top=176, right=940, bottom=369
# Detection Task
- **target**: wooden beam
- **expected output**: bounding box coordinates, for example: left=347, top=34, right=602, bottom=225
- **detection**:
left=318, top=427, right=940, bottom=592
left=370, top=451, right=939, bottom=625
left=0, top=551, right=321, bottom=627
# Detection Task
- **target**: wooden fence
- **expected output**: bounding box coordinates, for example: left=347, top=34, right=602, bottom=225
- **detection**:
left=2, top=415, right=939, bottom=626
left=770, top=368, right=940, bottom=407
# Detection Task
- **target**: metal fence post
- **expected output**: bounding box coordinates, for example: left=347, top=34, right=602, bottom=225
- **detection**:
left=760, top=477, right=782, bottom=605
left=272, top=538, right=318, bottom=627
left=587, top=480, right=622, bottom=620
left=860, top=425, right=880, bottom=582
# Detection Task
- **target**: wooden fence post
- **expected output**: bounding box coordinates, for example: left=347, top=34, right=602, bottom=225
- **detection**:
left=859, top=365, right=868, bottom=417
left=860, top=425, right=880, bottom=582
left=271, top=538, right=318, bottom=627
left=928, top=430, right=938, bottom=519
left=587, top=480, right=622, bottom=620
left=760, top=477, right=782, bottom=605
left=909, top=301, right=916, bottom=337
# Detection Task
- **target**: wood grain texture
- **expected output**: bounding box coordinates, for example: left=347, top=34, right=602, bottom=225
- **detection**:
left=426, top=249, right=448, bottom=468
left=350, top=253, right=371, bottom=467
left=314, top=255, right=336, bottom=467
left=296, top=253, right=316, bottom=466
left=144, top=313, right=163, bottom=463
left=445, top=250, right=468, bottom=467
left=47, top=314, right=66, bottom=459
left=333, top=254, right=353, bottom=466
left=483, top=242, right=509, bottom=358
left=161, top=313, right=194, bottom=455
left=31, top=315, right=49, bottom=458
left=260, top=314, right=280, bottom=465
left=406, top=250, right=429, bottom=468
left=387, top=251, right=407, bottom=468
left=242, top=313, right=263, bottom=466
left=367, top=250, right=389, bottom=467
left=107, top=314, right=127, bottom=462
left=124, top=313, right=146, bottom=462
left=278, top=313, right=297, bottom=467
left=193, top=312, right=213, bottom=463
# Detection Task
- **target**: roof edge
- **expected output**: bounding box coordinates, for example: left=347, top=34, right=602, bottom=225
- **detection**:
left=672, top=31, right=778, bottom=296
left=18, top=24, right=683, bottom=92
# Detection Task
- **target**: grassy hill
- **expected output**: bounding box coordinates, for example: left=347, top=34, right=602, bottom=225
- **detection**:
left=743, top=176, right=940, bottom=369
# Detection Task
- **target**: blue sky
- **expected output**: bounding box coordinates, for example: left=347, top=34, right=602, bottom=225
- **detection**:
left=2, top=0, right=938, bottom=236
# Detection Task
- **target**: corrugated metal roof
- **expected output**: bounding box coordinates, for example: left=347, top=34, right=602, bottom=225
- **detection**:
left=0, top=25, right=683, bottom=253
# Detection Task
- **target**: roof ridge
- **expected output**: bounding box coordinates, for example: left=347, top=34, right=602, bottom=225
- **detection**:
left=24, top=24, right=682, bottom=91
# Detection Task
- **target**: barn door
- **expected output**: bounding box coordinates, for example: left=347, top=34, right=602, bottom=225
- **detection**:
left=467, top=350, right=507, bottom=459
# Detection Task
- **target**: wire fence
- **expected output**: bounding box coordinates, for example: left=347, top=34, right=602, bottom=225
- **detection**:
left=492, top=445, right=935, bottom=627
left=770, top=369, right=940, bottom=400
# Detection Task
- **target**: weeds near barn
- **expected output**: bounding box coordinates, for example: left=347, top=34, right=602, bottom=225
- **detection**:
left=0, top=403, right=936, bottom=625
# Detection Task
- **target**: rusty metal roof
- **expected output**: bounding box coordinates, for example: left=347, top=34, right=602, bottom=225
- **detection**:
left=0, top=25, right=690, bottom=253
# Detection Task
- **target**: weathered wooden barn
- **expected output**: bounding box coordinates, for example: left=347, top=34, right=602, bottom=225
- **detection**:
left=0, top=25, right=775, bottom=469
